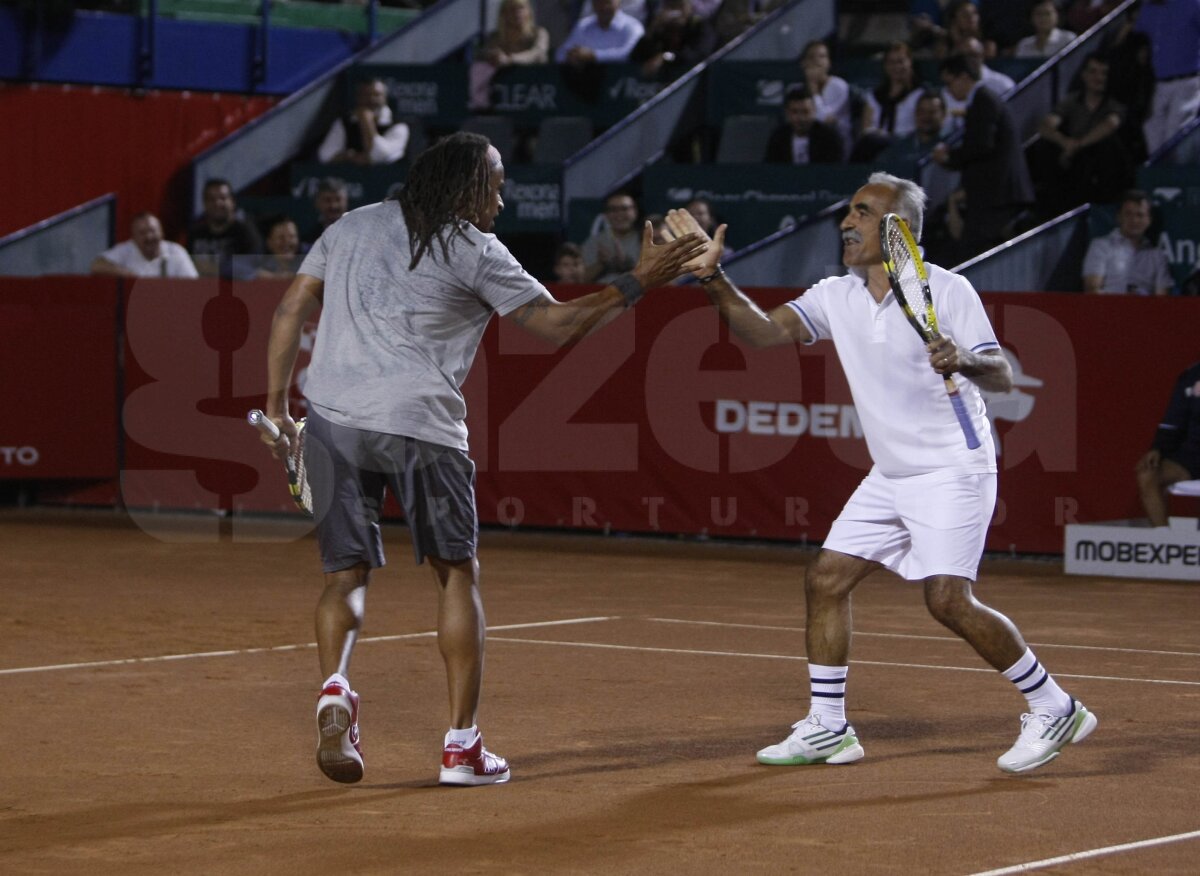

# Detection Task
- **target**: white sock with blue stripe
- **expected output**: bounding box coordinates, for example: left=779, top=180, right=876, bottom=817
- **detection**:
left=1002, top=648, right=1072, bottom=716
left=808, top=663, right=848, bottom=728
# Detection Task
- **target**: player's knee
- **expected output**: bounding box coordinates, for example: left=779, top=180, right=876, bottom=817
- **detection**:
left=923, top=577, right=970, bottom=624
left=805, top=561, right=850, bottom=602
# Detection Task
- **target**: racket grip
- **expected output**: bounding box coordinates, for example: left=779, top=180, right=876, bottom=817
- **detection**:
left=247, top=409, right=281, bottom=440
left=945, top=384, right=982, bottom=450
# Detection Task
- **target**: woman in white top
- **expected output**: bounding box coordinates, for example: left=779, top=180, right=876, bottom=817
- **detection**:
left=469, top=0, right=552, bottom=109
left=800, top=39, right=853, bottom=150
left=1015, top=0, right=1077, bottom=59
left=860, top=41, right=925, bottom=139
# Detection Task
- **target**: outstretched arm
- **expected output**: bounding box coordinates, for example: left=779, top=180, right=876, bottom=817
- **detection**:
left=504, top=222, right=706, bottom=347
left=662, top=209, right=811, bottom=348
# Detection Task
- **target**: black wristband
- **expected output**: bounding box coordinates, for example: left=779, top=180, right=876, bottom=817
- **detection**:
left=612, top=272, right=644, bottom=306
left=697, top=265, right=725, bottom=284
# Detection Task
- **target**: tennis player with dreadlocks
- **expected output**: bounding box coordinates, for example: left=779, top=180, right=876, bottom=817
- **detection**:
left=262, top=132, right=706, bottom=786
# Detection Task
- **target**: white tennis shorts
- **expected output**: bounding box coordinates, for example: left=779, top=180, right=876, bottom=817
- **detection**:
left=823, top=468, right=997, bottom=581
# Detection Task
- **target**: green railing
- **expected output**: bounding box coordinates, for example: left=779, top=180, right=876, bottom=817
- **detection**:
left=138, top=0, right=420, bottom=36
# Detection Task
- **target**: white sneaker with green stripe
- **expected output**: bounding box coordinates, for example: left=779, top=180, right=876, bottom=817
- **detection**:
left=997, top=699, right=1097, bottom=773
left=756, top=714, right=864, bottom=765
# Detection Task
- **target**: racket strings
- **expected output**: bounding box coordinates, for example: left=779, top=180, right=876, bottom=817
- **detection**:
left=887, top=231, right=935, bottom=337
left=290, top=420, right=313, bottom=514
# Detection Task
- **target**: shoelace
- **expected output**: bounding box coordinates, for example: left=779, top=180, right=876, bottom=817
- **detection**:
left=1017, top=712, right=1060, bottom=740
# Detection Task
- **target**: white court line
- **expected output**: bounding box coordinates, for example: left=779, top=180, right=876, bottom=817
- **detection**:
left=646, top=617, right=1200, bottom=659
left=0, top=616, right=617, bottom=677
left=966, top=829, right=1200, bottom=875
left=487, top=637, right=1200, bottom=686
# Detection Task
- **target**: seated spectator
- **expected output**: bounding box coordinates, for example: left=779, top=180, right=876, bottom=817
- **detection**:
left=91, top=211, right=198, bottom=279
left=188, top=179, right=263, bottom=279
left=630, top=0, right=716, bottom=81
left=942, top=37, right=1016, bottom=131
left=852, top=41, right=925, bottom=161
left=303, top=177, right=350, bottom=248
left=712, top=0, right=785, bottom=49
left=798, top=39, right=854, bottom=150
left=469, top=0, right=551, bottom=110
left=552, top=242, right=587, bottom=283
left=1136, top=358, right=1200, bottom=526
left=255, top=215, right=303, bottom=280
left=912, top=0, right=998, bottom=59
left=683, top=196, right=733, bottom=259
left=1082, top=190, right=1174, bottom=296
left=765, top=85, right=844, bottom=164
left=876, top=90, right=949, bottom=164
left=581, top=191, right=642, bottom=283
left=1135, top=0, right=1200, bottom=155
left=317, top=77, right=410, bottom=166
left=1015, top=0, right=1078, bottom=59
left=1030, top=52, right=1132, bottom=214
left=1063, top=0, right=1123, bottom=35
left=556, top=0, right=645, bottom=66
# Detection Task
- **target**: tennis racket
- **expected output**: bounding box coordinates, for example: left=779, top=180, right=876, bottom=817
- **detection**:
left=879, top=213, right=982, bottom=450
left=247, top=409, right=313, bottom=514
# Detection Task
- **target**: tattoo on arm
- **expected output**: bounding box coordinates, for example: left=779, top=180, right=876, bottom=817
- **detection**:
left=511, top=295, right=550, bottom=327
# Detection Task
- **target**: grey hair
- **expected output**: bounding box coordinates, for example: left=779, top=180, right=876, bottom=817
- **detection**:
left=867, top=171, right=928, bottom=241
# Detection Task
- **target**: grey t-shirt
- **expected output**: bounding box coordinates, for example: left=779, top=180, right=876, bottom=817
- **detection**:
left=300, top=201, right=546, bottom=450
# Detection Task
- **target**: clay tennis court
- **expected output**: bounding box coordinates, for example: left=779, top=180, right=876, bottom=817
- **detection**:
left=1, top=508, right=1196, bottom=875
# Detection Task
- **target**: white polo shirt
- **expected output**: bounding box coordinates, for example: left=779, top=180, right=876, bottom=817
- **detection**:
left=787, top=264, right=999, bottom=478
left=99, top=239, right=199, bottom=278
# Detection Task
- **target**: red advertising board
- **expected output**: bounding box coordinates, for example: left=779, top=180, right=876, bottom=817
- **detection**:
left=0, top=277, right=119, bottom=479
left=8, top=275, right=1197, bottom=554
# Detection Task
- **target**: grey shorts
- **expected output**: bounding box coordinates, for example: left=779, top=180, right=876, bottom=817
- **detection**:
left=304, top=409, right=479, bottom=571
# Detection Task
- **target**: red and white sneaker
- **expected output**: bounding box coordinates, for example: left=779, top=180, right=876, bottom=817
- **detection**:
left=439, top=733, right=510, bottom=786
left=315, top=681, right=363, bottom=784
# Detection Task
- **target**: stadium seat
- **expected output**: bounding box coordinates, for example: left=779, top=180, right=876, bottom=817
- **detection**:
left=715, top=115, right=774, bottom=164
left=461, top=115, right=516, bottom=163
left=532, top=116, right=594, bottom=165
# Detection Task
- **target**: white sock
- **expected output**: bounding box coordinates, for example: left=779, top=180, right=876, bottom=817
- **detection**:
left=322, top=672, right=349, bottom=690
left=446, top=725, right=479, bottom=747
left=808, top=663, right=848, bottom=728
left=1002, top=649, right=1072, bottom=716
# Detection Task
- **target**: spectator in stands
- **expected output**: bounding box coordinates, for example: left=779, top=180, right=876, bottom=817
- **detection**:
left=856, top=41, right=926, bottom=157
left=877, top=90, right=949, bottom=164
left=1136, top=358, right=1200, bottom=526
left=1063, top=0, right=1123, bottom=35
left=304, top=177, right=350, bottom=248
left=712, top=0, right=785, bottom=49
left=90, top=211, right=198, bottom=279
left=630, top=0, right=716, bottom=81
left=931, top=53, right=1034, bottom=258
left=255, top=215, right=304, bottom=280
left=581, top=191, right=642, bottom=283
left=941, top=36, right=1015, bottom=133
left=556, top=0, right=645, bottom=66
left=1106, top=30, right=1156, bottom=163
left=912, top=0, right=997, bottom=59
left=552, top=242, right=587, bottom=283
left=1030, top=52, right=1132, bottom=215
left=1015, top=0, right=1078, bottom=59
left=188, top=179, right=263, bottom=279
left=317, top=76, right=410, bottom=166
left=765, top=85, right=845, bottom=164
left=469, top=0, right=551, bottom=110
left=1135, top=0, right=1200, bottom=155
left=799, top=39, right=854, bottom=150
left=1082, top=190, right=1174, bottom=296
left=684, top=196, right=733, bottom=259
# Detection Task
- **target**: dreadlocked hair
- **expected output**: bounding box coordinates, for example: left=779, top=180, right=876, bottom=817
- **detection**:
left=396, top=131, right=493, bottom=270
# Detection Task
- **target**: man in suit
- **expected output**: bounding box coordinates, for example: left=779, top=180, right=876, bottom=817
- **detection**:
left=931, top=54, right=1033, bottom=259
left=764, top=85, right=844, bottom=165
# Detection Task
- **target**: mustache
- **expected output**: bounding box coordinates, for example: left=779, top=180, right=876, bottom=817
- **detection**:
left=842, top=230, right=862, bottom=245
